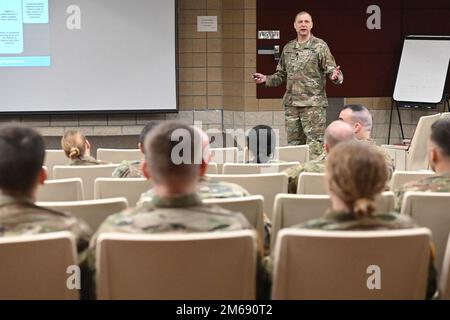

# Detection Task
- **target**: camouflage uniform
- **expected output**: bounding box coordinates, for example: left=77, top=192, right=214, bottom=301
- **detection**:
left=137, top=178, right=274, bottom=256
left=0, top=194, right=92, bottom=261
left=362, top=138, right=395, bottom=180
left=265, top=35, right=343, bottom=158
left=394, top=172, right=450, bottom=212
left=88, top=192, right=270, bottom=299
left=112, top=160, right=143, bottom=178
left=284, top=152, right=327, bottom=194
left=137, top=178, right=250, bottom=206
left=69, top=155, right=105, bottom=166
left=293, top=209, right=437, bottom=299
left=93, top=193, right=251, bottom=236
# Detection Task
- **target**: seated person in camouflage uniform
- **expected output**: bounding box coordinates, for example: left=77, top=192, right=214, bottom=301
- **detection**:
left=137, top=125, right=275, bottom=252
left=292, top=140, right=437, bottom=299
left=284, top=120, right=354, bottom=193
left=112, top=122, right=157, bottom=178
left=339, top=104, right=395, bottom=179
left=0, top=124, right=91, bottom=259
left=246, top=125, right=277, bottom=163
left=138, top=125, right=250, bottom=204
left=61, top=130, right=107, bottom=166
left=89, top=121, right=268, bottom=298
left=395, top=118, right=450, bottom=212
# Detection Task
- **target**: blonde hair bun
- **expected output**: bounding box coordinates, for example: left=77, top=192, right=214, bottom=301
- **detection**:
left=353, top=198, right=376, bottom=217
left=69, top=147, right=80, bottom=159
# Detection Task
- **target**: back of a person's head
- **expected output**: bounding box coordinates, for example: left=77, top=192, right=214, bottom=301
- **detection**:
left=324, top=120, right=355, bottom=149
left=326, top=140, right=388, bottom=217
left=341, top=104, right=373, bottom=133
left=430, top=118, right=450, bottom=159
left=0, top=124, right=45, bottom=194
left=61, top=130, right=87, bottom=160
left=145, top=121, right=202, bottom=185
left=192, top=125, right=211, bottom=164
left=247, top=125, right=276, bottom=163
left=138, top=122, right=159, bottom=148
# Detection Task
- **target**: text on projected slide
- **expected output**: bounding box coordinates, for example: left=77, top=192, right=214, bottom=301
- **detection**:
left=0, top=0, right=50, bottom=67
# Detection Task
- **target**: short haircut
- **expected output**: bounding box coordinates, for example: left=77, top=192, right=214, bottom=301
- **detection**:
left=324, top=120, right=355, bottom=149
left=295, top=11, right=313, bottom=22
left=145, top=121, right=202, bottom=185
left=430, top=118, right=450, bottom=157
left=341, top=104, right=373, bottom=132
left=139, top=122, right=158, bottom=146
left=0, top=124, right=45, bottom=193
left=247, top=125, right=276, bottom=163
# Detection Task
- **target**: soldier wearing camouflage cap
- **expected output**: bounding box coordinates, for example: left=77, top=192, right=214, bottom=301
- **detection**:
left=395, top=118, right=450, bottom=212
left=0, top=124, right=91, bottom=259
left=284, top=120, right=355, bottom=193
left=253, top=11, right=343, bottom=158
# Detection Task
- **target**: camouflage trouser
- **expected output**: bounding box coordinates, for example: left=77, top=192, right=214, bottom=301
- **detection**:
left=285, top=105, right=326, bottom=158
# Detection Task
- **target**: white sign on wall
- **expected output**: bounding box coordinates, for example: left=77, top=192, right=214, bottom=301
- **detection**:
left=258, top=30, right=280, bottom=39
left=197, top=16, right=217, bottom=32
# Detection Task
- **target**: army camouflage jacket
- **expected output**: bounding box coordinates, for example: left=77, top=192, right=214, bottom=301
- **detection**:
left=265, top=35, right=343, bottom=107
left=94, top=193, right=251, bottom=235
left=0, top=193, right=92, bottom=261
left=394, top=172, right=450, bottom=212
left=89, top=192, right=252, bottom=265
left=362, top=138, right=395, bottom=180
left=112, top=160, right=143, bottom=178
left=295, top=209, right=416, bottom=230
left=284, top=152, right=327, bottom=194
left=69, top=155, right=106, bottom=166
left=137, top=178, right=250, bottom=206
left=88, top=192, right=271, bottom=299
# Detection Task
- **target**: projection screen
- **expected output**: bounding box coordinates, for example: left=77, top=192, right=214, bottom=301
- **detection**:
left=0, top=0, right=177, bottom=113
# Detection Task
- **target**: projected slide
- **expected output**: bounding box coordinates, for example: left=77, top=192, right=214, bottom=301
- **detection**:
left=0, top=0, right=177, bottom=113
left=0, top=0, right=50, bottom=67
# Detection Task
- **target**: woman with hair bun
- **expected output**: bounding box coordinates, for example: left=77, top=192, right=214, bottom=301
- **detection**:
left=294, top=140, right=437, bottom=298
left=61, top=130, right=106, bottom=166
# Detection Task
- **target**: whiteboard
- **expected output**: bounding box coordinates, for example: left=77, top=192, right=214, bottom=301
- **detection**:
left=0, top=0, right=177, bottom=113
left=393, top=36, right=450, bottom=104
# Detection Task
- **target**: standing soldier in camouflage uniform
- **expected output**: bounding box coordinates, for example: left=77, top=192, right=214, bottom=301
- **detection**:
left=253, top=11, right=343, bottom=158
left=338, top=104, right=395, bottom=179
left=284, top=120, right=354, bottom=193
left=0, top=124, right=91, bottom=258
left=61, top=130, right=107, bottom=166
left=395, top=118, right=450, bottom=212
left=291, top=140, right=437, bottom=299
